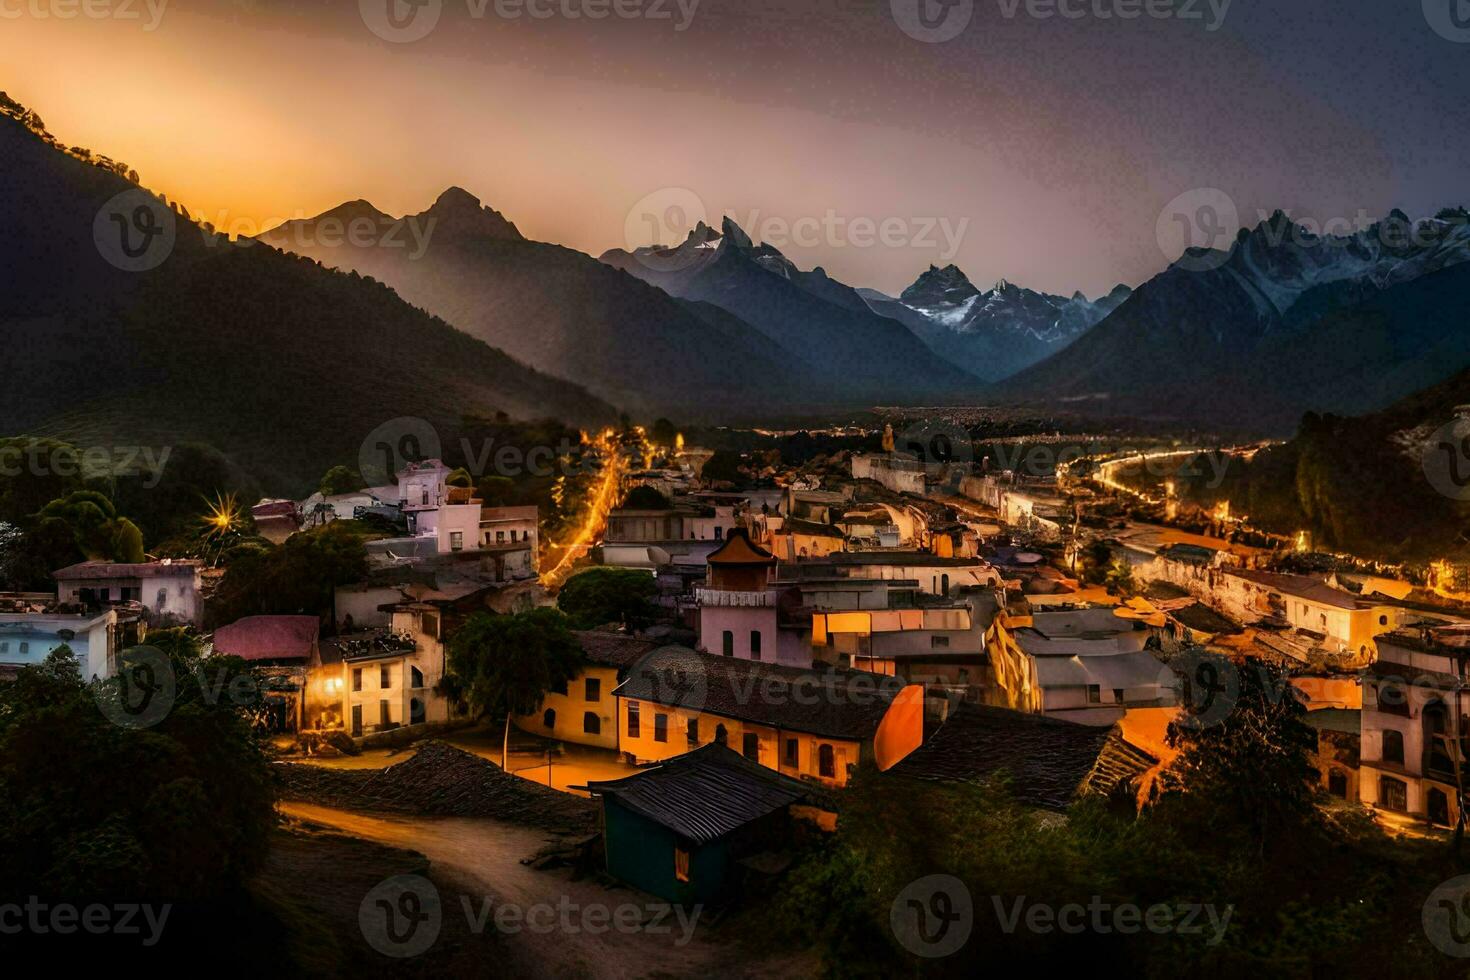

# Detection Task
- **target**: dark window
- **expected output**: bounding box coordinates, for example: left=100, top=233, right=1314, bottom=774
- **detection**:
left=819, top=743, right=836, bottom=778
left=379, top=700, right=390, bottom=727
left=352, top=668, right=362, bottom=693
left=583, top=712, right=600, bottom=735
left=1113, top=688, right=1125, bottom=703
left=1377, top=683, right=1410, bottom=717
left=543, top=708, right=556, bottom=729
left=940, top=574, right=950, bottom=595
left=410, top=698, right=425, bottom=725
left=1328, top=769, right=1348, bottom=798
left=654, top=714, right=669, bottom=743
left=722, top=631, right=734, bottom=657
left=714, top=723, right=727, bottom=745
left=784, top=738, right=799, bottom=767
left=585, top=677, right=601, bottom=702
left=1382, top=729, right=1405, bottom=764
left=1086, top=685, right=1101, bottom=704
left=742, top=733, right=760, bottom=762
left=750, top=631, right=762, bottom=660
left=1380, top=776, right=1408, bottom=812
left=1379, top=614, right=1389, bottom=626
left=627, top=701, right=640, bottom=738
left=411, top=666, right=424, bottom=688
left=714, top=526, right=724, bottom=540
left=380, top=664, right=391, bottom=688
left=687, top=718, right=699, bottom=745
left=931, top=636, right=950, bottom=649
left=1430, top=788, right=1451, bottom=826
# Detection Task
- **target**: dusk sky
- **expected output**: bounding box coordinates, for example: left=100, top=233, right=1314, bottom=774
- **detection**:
left=3, top=0, right=1467, bottom=296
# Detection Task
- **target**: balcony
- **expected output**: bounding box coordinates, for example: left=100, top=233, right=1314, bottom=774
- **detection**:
left=695, top=588, right=776, bottom=608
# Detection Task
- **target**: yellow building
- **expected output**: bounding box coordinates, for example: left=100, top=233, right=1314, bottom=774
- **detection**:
left=512, top=632, right=658, bottom=750
left=611, top=645, right=925, bottom=788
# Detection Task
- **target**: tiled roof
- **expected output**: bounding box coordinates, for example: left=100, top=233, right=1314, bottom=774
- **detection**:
left=54, top=560, right=202, bottom=580
left=885, top=702, right=1156, bottom=809
left=1169, top=602, right=1242, bottom=636
left=575, top=631, right=658, bottom=669
left=583, top=743, right=809, bottom=844
left=706, top=529, right=777, bottom=564
left=1225, top=569, right=1363, bottom=610
left=213, top=615, right=319, bottom=661
left=614, top=645, right=903, bottom=740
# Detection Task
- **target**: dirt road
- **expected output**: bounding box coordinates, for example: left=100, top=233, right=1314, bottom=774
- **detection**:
left=280, top=802, right=808, bottom=979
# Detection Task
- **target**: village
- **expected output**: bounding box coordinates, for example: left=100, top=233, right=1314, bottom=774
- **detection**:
left=5, top=418, right=1470, bottom=961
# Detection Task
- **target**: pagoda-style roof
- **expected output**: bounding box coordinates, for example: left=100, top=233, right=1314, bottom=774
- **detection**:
left=706, top=528, right=776, bottom=566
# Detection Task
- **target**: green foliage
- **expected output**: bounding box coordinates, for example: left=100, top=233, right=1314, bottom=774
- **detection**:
left=0, top=639, right=275, bottom=902
left=445, top=467, right=474, bottom=489
left=555, top=566, right=658, bottom=629
left=208, top=523, right=367, bottom=628
left=37, top=490, right=145, bottom=563
left=1078, top=540, right=1114, bottom=585
left=316, top=465, right=361, bottom=496
left=444, top=609, right=583, bottom=719
left=1103, top=557, right=1135, bottom=596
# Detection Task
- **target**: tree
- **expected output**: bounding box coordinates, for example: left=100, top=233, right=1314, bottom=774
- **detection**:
left=700, top=450, right=745, bottom=485
left=446, top=467, right=474, bottom=489
left=445, top=609, right=584, bottom=765
left=622, top=485, right=671, bottom=510
left=651, top=417, right=678, bottom=447
left=208, top=523, right=367, bottom=629
left=317, top=464, right=361, bottom=496
left=556, top=566, right=658, bottom=630
left=37, top=491, right=145, bottom=563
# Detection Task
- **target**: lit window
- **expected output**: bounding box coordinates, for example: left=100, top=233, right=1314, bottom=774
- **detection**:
left=674, top=845, right=691, bottom=883
left=627, top=701, right=640, bottom=738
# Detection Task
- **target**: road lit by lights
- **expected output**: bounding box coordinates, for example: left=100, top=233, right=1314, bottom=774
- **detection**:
left=541, top=432, right=626, bottom=589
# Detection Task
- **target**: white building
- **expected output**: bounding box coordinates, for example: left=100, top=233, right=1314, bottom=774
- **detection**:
left=53, top=560, right=205, bottom=626
left=0, top=608, right=128, bottom=681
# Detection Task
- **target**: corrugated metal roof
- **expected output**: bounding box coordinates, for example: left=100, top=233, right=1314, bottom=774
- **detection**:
left=583, top=743, right=809, bottom=844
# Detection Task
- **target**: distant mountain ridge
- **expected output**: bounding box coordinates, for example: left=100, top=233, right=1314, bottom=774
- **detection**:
left=0, top=107, right=613, bottom=493
left=262, top=195, right=828, bottom=417
left=860, top=264, right=1131, bottom=382
left=1000, top=208, right=1470, bottom=431
left=599, top=219, right=982, bottom=401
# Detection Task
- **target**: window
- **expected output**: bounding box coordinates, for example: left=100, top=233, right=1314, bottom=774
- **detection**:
left=353, top=668, right=363, bottom=693
left=509, top=530, right=517, bottom=542
left=687, top=718, right=699, bottom=745
left=784, top=738, right=799, bottom=767
left=1382, top=729, right=1405, bottom=764
left=1379, top=614, right=1389, bottom=626
left=583, top=712, right=601, bottom=735
left=674, top=845, right=691, bottom=883
left=18, top=642, right=28, bottom=655
left=1328, top=769, right=1348, bottom=798
left=931, top=636, right=950, bottom=649
left=1380, top=776, right=1408, bottom=812
left=722, top=631, right=734, bottom=657
left=941, top=574, right=950, bottom=595
left=543, top=708, right=556, bottom=729
left=497, top=531, right=506, bottom=544
left=380, top=664, right=391, bottom=689
left=450, top=531, right=464, bottom=552
left=743, top=733, right=760, bottom=762
left=818, top=743, right=836, bottom=778
left=379, top=700, right=390, bottom=727
left=654, top=714, right=669, bottom=743
left=585, top=677, right=601, bottom=702
left=1087, top=685, right=1101, bottom=704
left=750, top=631, right=762, bottom=660
left=627, top=701, right=641, bottom=738
left=1113, top=688, right=1125, bottom=703
left=714, top=526, right=724, bottom=540
left=714, top=723, right=728, bottom=745
left=1376, top=683, right=1410, bottom=717
left=411, top=666, right=424, bottom=689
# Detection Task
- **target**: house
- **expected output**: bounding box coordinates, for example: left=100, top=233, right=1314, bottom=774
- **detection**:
left=315, top=605, right=450, bottom=737
left=0, top=607, right=134, bottom=681
left=251, top=499, right=302, bottom=543
left=764, top=517, right=846, bottom=560
left=789, top=551, right=1001, bottom=597
left=612, top=645, right=925, bottom=787
left=850, top=453, right=926, bottom=495
left=695, top=529, right=793, bottom=664
left=583, top=743, right=812, bottom=904
left=1306, top=708, right=1360, bottom=803
left=986, top=607, right=1174, bottom=726
left=53, top=559, right=204, bottom=626
left=885, top=701, right=1157, bottom=809
left=212, top=615, right=321, bottom=732
left=513, top=632, right=658, bottom=749
left=810, top=592, right=998, bottom=695
left=479, top=505, right=539, bottom=557
left=1358, top=625, right=1470, bottom=828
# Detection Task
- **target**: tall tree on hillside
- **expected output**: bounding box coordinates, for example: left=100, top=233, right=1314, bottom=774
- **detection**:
left=556, top=566, right=659, bottom=629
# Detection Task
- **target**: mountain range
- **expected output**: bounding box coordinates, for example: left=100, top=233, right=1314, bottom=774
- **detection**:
left=0, top=105, right=612, bottom=493
left=859, top=265, right=1132, bottom=382
left=999, top=209, right=1470, bottom=431
left=598, top=220, right=981, bottom=400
